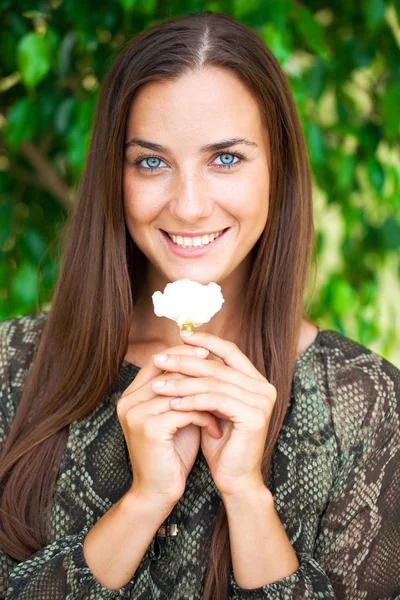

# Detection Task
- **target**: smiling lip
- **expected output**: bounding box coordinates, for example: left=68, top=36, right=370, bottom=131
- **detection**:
left=164, top=229, right=226, bottom=237
left=160, top=228, right=229, bottom=258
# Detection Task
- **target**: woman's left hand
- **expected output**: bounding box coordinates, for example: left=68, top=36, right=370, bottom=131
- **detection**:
left=151, top=330, right=277, bottom=497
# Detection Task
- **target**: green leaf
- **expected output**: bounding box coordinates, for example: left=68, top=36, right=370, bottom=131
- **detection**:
left=10, top=262, right=38, bottom=304
left=0, top=203, right=12, bottom=249
left=364, top=224, right=381, bottom=251
left=387, top=164, right=400, bottom=211
left=381, top=217, right=400, bottom=250
left=0, top=172, right=6, bottom=194
left=304, top=122, right=325, bottom=165
left=233, top=0, right=259, bottom=18
left=349, top=39, right=375, bottom=69
left=358, top=124, right=382, bottom=153
left=304, top=58, right=326, bottom=100
left=17, top=31, right=52, bottom=89
left=380, top=80, right=400, bottom=139
left=8, top=11, right=28, bottom=37
left=4, top=97, right=39, bottom=150
left=55, top=97, right=76, bottom=135
left=358, top=311, right=380, bottom=344
left=294, top=6, right=329, bottom=58
left=364, top=0, right=386, bottom=31
left=59, top=32, right=77, bottom=76
left=45, top=28, right=61, bottom=70
left=367, top=159, right=385, bottom=193
left=76, top=97, right=96, bottom=130
left=76, top=29, right=98, bottom=53
left=262, top=22, right=291, bottom=64
left=337, top=153, right=356, bottom=191
left=100, top=6, right=119, bottom=29
left=332, top=279, right=357, bottom=314
left=138, top=0, right=157, bottom=15
left=0, top=30, right=18, bottom=71
left=264, top=0, right=292, bottom=27
left=20, top=227, right=47, bottom=262
left=117, top=0, right=136, bottom=13
left=324, top=274, right=358, bottom=315
left=394, top=0, right=400, bottom=22
left=67, top=126, right=89, bottom=167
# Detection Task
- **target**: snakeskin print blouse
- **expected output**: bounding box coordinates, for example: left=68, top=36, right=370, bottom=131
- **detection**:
left=0, top=311, right=399, bottom=599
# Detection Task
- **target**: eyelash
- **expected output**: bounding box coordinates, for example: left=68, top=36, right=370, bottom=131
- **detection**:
left=131, top=151, right=246, bottom=173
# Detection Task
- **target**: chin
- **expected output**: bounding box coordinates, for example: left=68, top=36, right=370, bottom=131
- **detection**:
left=162, top=270, right=223, bottom=286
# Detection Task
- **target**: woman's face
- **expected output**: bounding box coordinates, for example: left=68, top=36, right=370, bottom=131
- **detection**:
left=123, top=66, right=270, bottom=289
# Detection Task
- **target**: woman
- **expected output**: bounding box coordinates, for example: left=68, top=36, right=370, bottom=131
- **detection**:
left=1, top=10, right=399, bottom=600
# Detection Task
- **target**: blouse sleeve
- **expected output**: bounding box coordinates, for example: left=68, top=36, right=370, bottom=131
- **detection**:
left=2, top=530, right=137, bottom=599
left=0, top=318, right=138, bottom=599
left=228, top=360, right=400, bottom=599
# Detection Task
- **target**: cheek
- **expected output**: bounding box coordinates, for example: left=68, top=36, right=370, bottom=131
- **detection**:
left=249, top=168, right=269, bottom=226
left=123, top=173, right=163, bottom=225
left=230, top=174, right=269, bottom=226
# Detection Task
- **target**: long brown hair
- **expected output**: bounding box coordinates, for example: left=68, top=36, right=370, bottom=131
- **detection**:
left=0, top=11, right=316, bottom=597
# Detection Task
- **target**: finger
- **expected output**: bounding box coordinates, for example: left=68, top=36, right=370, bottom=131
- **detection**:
left=123, top=395, right=223, bottom=440
left=128, top=344, right=209, bottom=391
left=125, top=395, right=183, bottom=420
left=154, top=408, right=223, bottom=440
left=152, top=376, right=268, bottom=411
left=118, top=346, right=209, bottom=416
left=179, top=330, right=266, bottom=382
left=118, top=372, right=188, bottom=419
left=153, top=354, right=269, bottom=397
left=170, top=393, right=265, bottom=430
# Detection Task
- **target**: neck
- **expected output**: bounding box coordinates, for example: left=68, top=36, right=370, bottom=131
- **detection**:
left=129, top=253, right=254, bottom=349
left=130, top=277, right=250, bottom=351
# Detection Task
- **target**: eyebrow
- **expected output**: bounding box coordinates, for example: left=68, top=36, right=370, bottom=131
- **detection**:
left=124, top=136, right=258, bottom=153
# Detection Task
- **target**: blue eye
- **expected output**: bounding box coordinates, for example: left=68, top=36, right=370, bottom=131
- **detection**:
left=214, top=153, right=240, bottom=167
left=132, top=152, right=245, bottom=173
left=134, top=156, right=166, bottom=171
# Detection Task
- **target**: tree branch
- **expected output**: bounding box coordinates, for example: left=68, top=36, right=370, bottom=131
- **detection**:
left=20, top=141, right=75, bottom=212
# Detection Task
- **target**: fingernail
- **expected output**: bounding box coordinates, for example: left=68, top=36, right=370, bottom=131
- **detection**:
left=154, top=354, right=168, bottom=363
left=180, top=329, right=194, bottom=336
left=194, top=347, right=209, bottom=357
left=153, top=380, right=166, bottom=389
left=171, top=397, right=182, bottom=405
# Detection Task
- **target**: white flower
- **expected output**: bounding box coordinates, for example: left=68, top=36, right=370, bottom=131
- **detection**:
left=152, top=279, right=224, bottom=328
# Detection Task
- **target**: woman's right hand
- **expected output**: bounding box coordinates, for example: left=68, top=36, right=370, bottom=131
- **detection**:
left=116, top=344, right=222, bottom=506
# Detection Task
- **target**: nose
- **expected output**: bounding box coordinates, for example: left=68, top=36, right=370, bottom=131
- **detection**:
left=168, top=168, right=213, bottom=224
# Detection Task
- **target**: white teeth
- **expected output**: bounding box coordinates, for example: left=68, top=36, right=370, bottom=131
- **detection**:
left=193, top=236, right=202, bottom=247
left=169, top=230, right=224, bottom=248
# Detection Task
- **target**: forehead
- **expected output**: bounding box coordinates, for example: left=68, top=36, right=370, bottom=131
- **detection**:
left=125, top=67, right=266, bottom=144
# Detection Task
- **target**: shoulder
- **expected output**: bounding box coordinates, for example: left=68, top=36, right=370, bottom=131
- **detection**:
left=299, top=328, right=400, bottom=456
left=318, top=328, right=399, bottom=405
left=0, top=311, right=49, bottom=380
left=0, top=310, right=48, bottom=340
left=0, top=311, right=49, bottom=427
left=0, top=310, right=48, bottom=339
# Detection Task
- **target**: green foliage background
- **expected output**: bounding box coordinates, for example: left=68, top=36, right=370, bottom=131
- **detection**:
left=1, top=0, right=399, bottom=366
